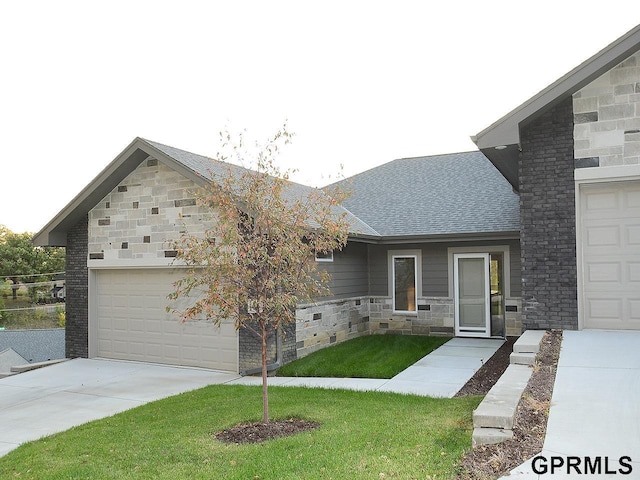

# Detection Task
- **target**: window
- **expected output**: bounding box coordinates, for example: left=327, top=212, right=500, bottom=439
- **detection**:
left=392, top=255, right=417, bottom=312
left=315, top=250, right=333, bottom=262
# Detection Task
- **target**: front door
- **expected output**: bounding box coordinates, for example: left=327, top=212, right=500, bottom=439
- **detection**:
left=454, top=253, right=490, bottom=337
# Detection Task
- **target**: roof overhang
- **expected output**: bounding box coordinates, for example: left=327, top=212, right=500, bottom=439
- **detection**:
left=33, top=137, right=208, bottom=247
left=472, top=24, right=640, bottom=190
left=348, top=230, right=519, bottom=245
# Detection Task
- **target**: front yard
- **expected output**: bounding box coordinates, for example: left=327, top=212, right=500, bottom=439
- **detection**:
left=277, top=334, right=449, bottom=378
left=2, top=385, right=481, bottom=479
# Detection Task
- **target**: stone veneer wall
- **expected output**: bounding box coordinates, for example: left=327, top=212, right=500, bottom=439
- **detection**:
left=295, top=297, right=370, bottom=358
left=369, top=297, right=455, bottom=336
left=574, top=51, right=640, bottom=168
left=295, top=294, right=524, bottom=359
left=66, top=216, right=89, bottom=358
left=505, top=298, right=523, bottom=337
left=519, top=97, right=578, bottom=330
left=88, top=158, right=207, bottom=260
left=238, top=321, right=296, bottom=373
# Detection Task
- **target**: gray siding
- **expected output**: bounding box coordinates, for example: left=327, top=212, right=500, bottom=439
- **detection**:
left=367, top=239, right=521, bottom=298
left=321, top=241, right=369, bottom=299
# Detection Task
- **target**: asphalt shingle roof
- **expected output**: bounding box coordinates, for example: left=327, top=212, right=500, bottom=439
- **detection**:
left=337, top=151, right=520, bottom=237
left=145, top=139, right=381, bottom=237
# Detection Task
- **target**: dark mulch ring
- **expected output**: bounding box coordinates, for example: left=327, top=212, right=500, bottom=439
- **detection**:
left=455, top=330, right=563, bottom=480
left=215, top=418, right=320, bottom=444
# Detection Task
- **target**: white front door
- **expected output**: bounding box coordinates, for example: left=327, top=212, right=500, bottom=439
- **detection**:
left=454, top=253, right=490, bottom=337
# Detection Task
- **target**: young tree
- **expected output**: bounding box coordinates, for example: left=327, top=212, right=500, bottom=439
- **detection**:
left=168, top=126, right=350, bottom=423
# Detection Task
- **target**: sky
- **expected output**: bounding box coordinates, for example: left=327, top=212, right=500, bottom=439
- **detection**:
left=1, top=1, right=638, bottom=234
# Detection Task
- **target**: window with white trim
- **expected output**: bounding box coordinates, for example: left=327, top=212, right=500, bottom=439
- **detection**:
left=392, top=254, right=418, bottom=312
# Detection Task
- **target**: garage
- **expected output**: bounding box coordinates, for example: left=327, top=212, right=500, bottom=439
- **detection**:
left=93, top=269, right=238, bottom=371
left=579, top=180, right=640, bottom=329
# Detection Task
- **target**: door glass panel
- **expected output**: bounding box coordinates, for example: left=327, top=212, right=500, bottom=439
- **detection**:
left=458, top=257, right=486, bottom=328
left=490, top=253, right=505, bottom=336
left=394, top=257, right=416, bottom=312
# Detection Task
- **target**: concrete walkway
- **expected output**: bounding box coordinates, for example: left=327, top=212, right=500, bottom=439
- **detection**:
left=506, top=330, right=640, bottom=479
left=228, top=337, right=504, bottom=397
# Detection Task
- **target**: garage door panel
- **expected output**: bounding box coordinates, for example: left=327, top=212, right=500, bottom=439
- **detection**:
left=95, top=269, right=238, bottom=371
left=581, top=180, right=640, bottom=330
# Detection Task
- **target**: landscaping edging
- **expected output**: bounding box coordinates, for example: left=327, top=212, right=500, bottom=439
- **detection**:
left=471, top=330, right=546, bottom=446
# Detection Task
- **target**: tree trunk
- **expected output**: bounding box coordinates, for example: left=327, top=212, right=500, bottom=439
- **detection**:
left=11, top=278, right=17, bottom=301
left=261, top=321, right=269, bottom=423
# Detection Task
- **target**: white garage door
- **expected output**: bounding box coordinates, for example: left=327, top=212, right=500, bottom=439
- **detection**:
left=95, top=269, right=238, bottom=371
left=580, top=180, right=640, bottom=329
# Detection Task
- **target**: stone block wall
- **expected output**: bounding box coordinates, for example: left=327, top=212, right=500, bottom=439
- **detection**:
left=505, top=298, right=523, bottom=337
left=238, top=321, right=296, bottom=373
left=66, top=216, right=88, bottom=358
left=295, top=297, right=370, bottom=358
left=574, top=51, right=640, bottom=168
left=88, top=158, right=208, bottom=263
left=369, top=297, right=455, bottom=336
left=519, top=96, right=578, bottom=330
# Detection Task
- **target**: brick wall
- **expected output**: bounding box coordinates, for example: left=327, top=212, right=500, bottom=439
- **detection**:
left=66, top=216, right=89, bottom=357
left=519, top=96, right=578, bottom=330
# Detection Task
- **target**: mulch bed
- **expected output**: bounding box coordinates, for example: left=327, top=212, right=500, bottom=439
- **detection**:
left=455, top=330, right=562, bottom=479
left=215, top=418, right=320, bottom=444
left=455, top=337, right=516, bottom=397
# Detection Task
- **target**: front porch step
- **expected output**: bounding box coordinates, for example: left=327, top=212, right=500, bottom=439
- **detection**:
left=513, top=329, right=546, bottom=354
left=472, top=427, right=513, bottom=446
left=473, top=364, right=533, bottom=430
left=510, top=351, right=536, bottom=365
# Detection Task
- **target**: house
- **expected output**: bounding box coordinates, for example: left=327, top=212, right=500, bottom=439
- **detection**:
left=33, top=24, right=640, bottom=373
left=33, top=139, right=519, bottom=373
left=473, top=23, right=640, bottom=332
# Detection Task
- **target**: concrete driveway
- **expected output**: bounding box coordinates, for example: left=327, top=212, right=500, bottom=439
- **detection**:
left=0, top=358, right=239, bottom=457
left=507, top=330, right=640, bottom=478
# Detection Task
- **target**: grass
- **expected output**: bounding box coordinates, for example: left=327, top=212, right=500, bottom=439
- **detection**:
left=0, top=297, right=64, bottom=330
left=0, top=385, right=481, bottom=479
left=277, top=334, right=450, bottom=378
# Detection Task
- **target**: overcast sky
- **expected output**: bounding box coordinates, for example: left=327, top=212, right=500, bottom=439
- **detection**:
left=1, top=1, right=637, bottom=234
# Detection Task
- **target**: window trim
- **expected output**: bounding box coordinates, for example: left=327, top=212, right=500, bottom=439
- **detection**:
left=314, top=250, right=334, bottom=262
left=388, top=249, right=421, bottom=314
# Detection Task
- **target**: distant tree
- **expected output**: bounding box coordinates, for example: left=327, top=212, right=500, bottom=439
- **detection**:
left=0, top=225, right=66, bottom=301
left=168, top=125, right=350, bottom=423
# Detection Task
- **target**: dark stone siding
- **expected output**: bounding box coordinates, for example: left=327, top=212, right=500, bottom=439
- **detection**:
left=66, top=216, right=89, bottom=357
left=238, top=320, right=296, bottom=373
left=519, top=97, right=578, bottom=330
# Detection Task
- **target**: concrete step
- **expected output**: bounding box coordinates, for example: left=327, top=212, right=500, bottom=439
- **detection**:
left=513, top=329, right=546, bottom=354
left=473, top=364, right=533, bottom=430
left=472, top=427, right=513, bottom=446
left=510, top=351, right=536, bottom=365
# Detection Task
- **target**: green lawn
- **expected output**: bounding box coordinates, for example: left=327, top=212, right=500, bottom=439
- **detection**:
left=1, top=385, right=481, bottom=479
left=277, top=334, right=450, bottom=378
